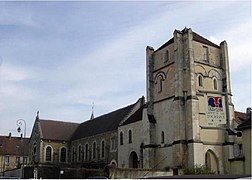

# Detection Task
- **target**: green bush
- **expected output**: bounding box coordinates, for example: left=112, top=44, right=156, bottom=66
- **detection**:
left=183, top=164, right=215, bottom=175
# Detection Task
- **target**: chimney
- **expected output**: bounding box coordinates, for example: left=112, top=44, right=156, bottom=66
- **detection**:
left=8, top=132, right=11, bottom=139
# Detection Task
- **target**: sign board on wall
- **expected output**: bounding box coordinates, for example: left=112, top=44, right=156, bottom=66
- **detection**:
left=206, top=96, right=226, bottom=126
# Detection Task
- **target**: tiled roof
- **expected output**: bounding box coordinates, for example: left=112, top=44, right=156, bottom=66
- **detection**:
left=234, top=111, right=247, bottom=124
left=0, top=135, right=29, bottom=156
left=192, top=32, right=220, bottom=48
left=237, top=118, right=251, bottom=130
left=120, top=106, right=144, bottom=126
left=155, top=28, right=219, bottom=52
left=236, top=110, right=251, bottom=130
left=39, top=119, right=79, bottom=141
left=155, top=37, right=174, bottom=52
left=71, top=104, right=135, bottom=141
left=119, top=105, right=157, bottom=126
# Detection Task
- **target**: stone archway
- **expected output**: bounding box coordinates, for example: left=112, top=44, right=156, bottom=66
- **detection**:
left=129, top=151, right=138, bottom=168
left=205, top=150, right=219, bottom=174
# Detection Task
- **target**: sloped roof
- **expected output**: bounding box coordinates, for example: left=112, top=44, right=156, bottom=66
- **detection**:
left=0, top=135, right=29, bottom=156
left=71, top=104, right=135, bottom=141
left=192, top=32, right=219, bottom=48
left=234, top=111, right=247, bottom=125
left=120, top=105, right=144, bottom=126
left=236, top=110, right=251, bottom=130
left=155, top=28, right=219, bottom=52
left=237, top=118, right=251, bottom=130
left=120, top=105, right=157, bottom=126
left=155, top=37, right=174, bottom=52
left=39, top=119, right=79, bottom=141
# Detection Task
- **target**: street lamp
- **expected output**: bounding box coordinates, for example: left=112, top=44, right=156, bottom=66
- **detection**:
left=16, top=119, right=26, bottom=178
left=16, top=119, right=26, bottom=139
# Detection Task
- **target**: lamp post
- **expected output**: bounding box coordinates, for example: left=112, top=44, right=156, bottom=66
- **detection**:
left=16, top=119, right=26, bottom=179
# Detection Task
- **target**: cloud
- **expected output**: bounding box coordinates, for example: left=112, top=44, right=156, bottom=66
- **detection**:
left=0, top=1, right=251, bottom=137
left=0, top=2, right=36, bottom=27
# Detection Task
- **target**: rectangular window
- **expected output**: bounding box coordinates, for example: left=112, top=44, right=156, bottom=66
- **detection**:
left=24, top=157, right=28, bottom=164
left=4, top=156, right=9, bottom=166
left=16, top=156, right=20, bottom=164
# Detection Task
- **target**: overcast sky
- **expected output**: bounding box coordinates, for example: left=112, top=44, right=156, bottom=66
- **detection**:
left=0, top=1, right=251, bottom=137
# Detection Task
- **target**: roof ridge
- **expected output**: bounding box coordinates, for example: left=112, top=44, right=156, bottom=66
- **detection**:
left=192, top=31, right=220, bottom=48
left=81, top=103, right=136, bottom=124
left=39, top=119, right=80, bottom=124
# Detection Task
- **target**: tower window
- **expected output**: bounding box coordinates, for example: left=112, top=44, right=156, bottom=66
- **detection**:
left=198, top=75, right=203, bottom=87
left=158, top=76, right=163, bottom=92
left=161, top=131, right=164, bottom=144
left=203, top=46, right=209, bottom=62
left=163, top=50, right=169, bottom=63
left=213, top=79, right=217, bottom=90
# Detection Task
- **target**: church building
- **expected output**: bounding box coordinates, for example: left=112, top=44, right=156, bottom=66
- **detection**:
left=29, top=27, right=240, bottom=175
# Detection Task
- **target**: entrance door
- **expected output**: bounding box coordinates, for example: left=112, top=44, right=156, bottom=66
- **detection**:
left=129, top=151, right=138, bottom=168
left=205, top=150, right=219, bottom=174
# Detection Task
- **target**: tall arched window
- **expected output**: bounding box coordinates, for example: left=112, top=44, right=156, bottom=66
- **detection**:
left=85, top=144, right=89, bottom=161
left=71, top=147, right=75, bottom=163
left=128, top=130, right=132, bottom=144
left=101, top=140, right=105, bottom=158
left=45, top=146, right=52, bottom=162
left=158, top=76, right=163, bottom=92
left=198, top=75, right=203, bottom=87
left=93, top=142, right=96, bottom=159
left=213, top=78, right=217, bottom=90
left=161, top=131, right=164, bottom=144
left=60, top=147, right=67, bottom=163
left=120, top=131, right=123, bottom=145
left=78, top=145, right=82, bottom=162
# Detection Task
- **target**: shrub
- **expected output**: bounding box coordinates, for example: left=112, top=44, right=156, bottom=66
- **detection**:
left=183, top=164, right=215, bottom=175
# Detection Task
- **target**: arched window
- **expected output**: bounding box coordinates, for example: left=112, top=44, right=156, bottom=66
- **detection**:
left=71, top=147, right=75, bottom=163
left=85, top=144, right=89, bottom=161
left=120, top=131, right=123, bottom=145
left=93, top=142, right=96, bottom=159
left=60, top=147, right=67, bottom=163
left=128, top=130, right=132, bottom=144
left=213, top=78, right=217, bottom=90
left=101, top=140, right=105, bottom=158
left=158, top=76, right=163, bottom=92
left=78, top=145, right=82, bottom=162
left=198, top=75, right=203, bottom=87
left=45, top=146, right=52, bottom=162
left=161, top=131, right=164, bottom=144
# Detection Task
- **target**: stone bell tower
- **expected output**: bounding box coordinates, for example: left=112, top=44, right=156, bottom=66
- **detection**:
left=146, top=27, right=235, bottom=174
